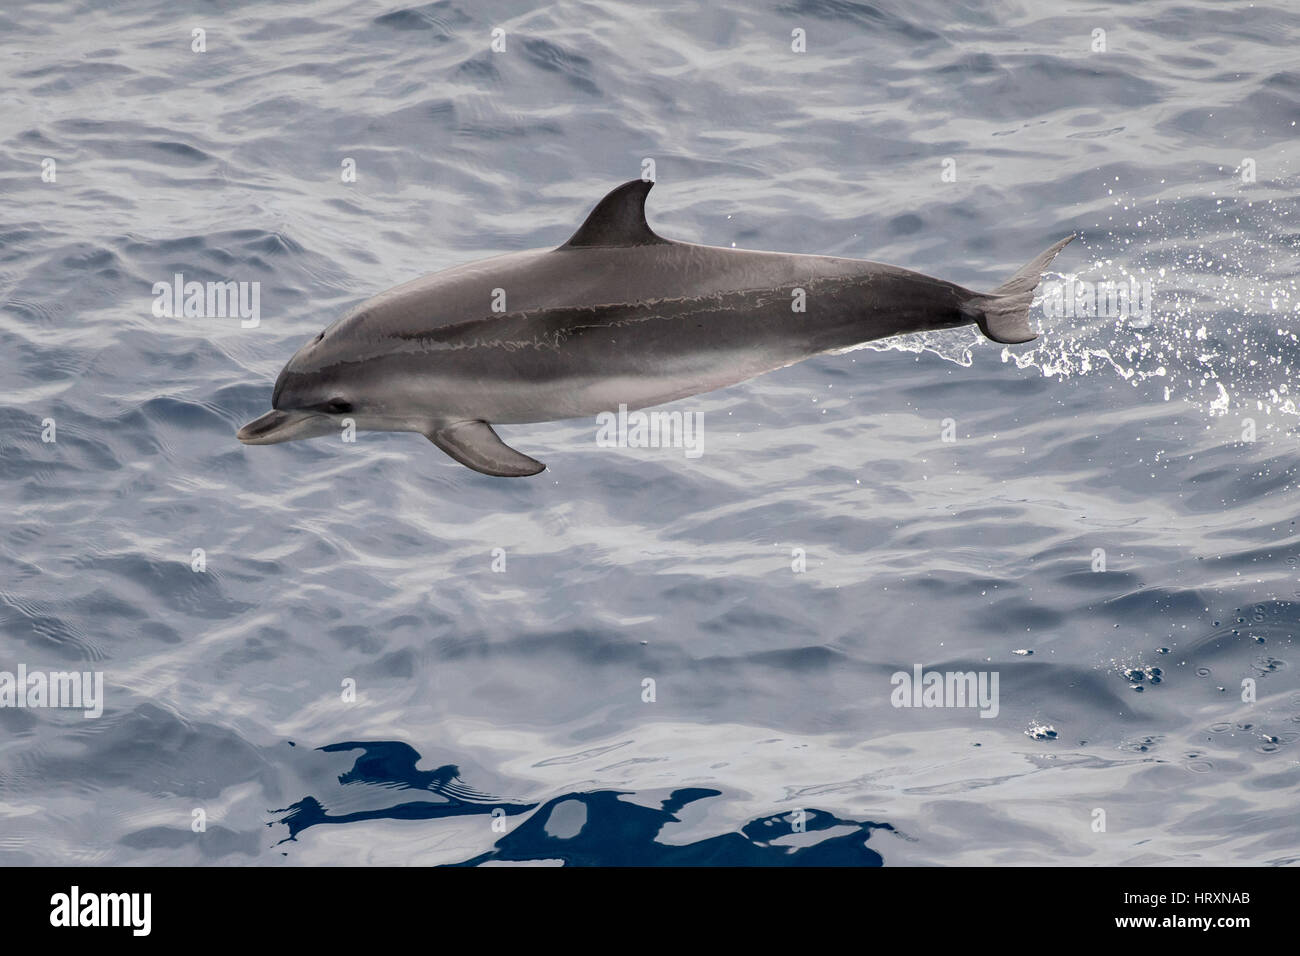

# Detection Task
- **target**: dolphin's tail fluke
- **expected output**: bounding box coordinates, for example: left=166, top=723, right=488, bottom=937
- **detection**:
left=962, top=235, right=1075, bottom=344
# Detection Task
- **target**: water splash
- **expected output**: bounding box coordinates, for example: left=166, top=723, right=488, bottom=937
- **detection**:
left=858, top=181, right=1300, bottom=426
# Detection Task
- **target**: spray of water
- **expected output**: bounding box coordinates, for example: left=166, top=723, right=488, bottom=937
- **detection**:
left=855, top=182, right=1300, bottom=428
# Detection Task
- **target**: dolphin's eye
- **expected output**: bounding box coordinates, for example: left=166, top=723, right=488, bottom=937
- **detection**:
left=326, top=399, right=353, bottom=414
left=313, top=331, right=325, bottom=344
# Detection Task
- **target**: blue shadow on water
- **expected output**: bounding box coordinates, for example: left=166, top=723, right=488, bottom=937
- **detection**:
left=270, top=740, right=893, bottom=866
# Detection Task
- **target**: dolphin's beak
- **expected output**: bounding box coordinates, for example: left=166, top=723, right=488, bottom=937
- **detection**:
left=237, top=409, right=320, bottom=445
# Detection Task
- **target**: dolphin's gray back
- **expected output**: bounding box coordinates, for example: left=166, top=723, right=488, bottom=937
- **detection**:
left=334, top=241, right=965, bottom=343
left=304, top=241, right=971, bottom=422
left=290, top=178, right=981, bottom=424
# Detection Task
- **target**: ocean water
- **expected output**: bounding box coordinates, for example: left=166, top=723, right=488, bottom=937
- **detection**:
left=2, top=0, right=1298, bottom=866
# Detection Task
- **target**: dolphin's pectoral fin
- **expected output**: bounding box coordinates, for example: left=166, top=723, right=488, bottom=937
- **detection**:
left=427, top=421, right=546, bottom=478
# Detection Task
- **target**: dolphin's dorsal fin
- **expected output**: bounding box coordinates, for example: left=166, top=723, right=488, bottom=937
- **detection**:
left=562, top=179, right=668, bottom=248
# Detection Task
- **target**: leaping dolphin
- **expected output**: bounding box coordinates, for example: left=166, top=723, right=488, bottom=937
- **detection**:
left=238, top=179, right=1073, bottom=476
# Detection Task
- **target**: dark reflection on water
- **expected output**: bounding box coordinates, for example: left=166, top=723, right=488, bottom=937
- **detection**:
left=272, top=741, right=891, bottom=866
left=271, top=741, right=537, bottom=843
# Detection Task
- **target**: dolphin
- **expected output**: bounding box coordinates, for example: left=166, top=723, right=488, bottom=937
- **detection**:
left=238, top=179, right=1072, bottom=476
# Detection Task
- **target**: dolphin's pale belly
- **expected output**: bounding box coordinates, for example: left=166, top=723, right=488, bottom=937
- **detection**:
left=470, top=348, right=798, bottom=424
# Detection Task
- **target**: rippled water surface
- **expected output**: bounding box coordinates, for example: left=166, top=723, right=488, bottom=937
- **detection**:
left=2, top=0, right=1299, bottom=865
